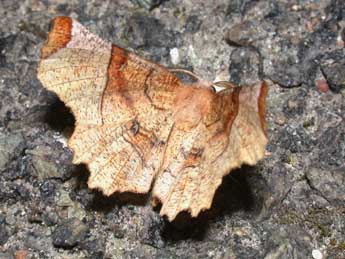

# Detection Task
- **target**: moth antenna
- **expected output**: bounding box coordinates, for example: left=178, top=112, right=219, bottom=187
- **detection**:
left=168, top=68, right=201, bottom=81
left=212, top=81, right=237, bottom=89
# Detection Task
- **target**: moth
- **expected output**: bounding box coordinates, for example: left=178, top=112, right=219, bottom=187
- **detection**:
left=37, top=17, right=268, bottom=221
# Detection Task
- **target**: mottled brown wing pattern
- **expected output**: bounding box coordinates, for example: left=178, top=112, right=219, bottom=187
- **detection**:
left=37, top=16, right=268, bottom=221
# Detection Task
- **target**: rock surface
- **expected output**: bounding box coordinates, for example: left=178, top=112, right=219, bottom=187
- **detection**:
left=52, top=218, right=88, bottom=248
left=0, top=0, right=344, bottom=258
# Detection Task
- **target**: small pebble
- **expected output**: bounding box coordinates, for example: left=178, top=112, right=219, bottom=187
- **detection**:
left=15, top=250, right=28, bottom=259
left=275, top=113, right=287, bottom=126
left=315, top=79, right=329, bottom=93
left=170, top=48, right=180, bottom=65
left=312, top=249, right=323, bottom=259
left=287, top=99, right=299, bottom=109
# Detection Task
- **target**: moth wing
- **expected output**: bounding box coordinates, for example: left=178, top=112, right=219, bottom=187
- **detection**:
left=37, top=17, right=180, bottom=195
left=152, top=82, right=268, bottom=220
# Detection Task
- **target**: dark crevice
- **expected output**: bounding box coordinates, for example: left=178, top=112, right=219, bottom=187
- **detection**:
left=43, top=96, right=75, bottom=132
left=304, top=173, right=332, bottom=204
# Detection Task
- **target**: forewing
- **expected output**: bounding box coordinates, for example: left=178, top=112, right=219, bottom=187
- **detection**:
left=37, top=17, right=181, bottom=195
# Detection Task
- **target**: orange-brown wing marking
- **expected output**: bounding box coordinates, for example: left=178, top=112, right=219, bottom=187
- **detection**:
left=257, top=81, right=269, bottom=133
left=41, top=17, right=72, bottom=59
left=100, top=45, right=136, bottom=125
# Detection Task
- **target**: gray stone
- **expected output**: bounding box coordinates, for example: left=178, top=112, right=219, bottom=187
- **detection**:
left=26, top=146, right=60, bottom=180
left=42, top=211, right=59, bottom=226
left=56, top=189, right=86, bottom=220
left=130, top=0, right=163, bottom=10
left=5, top=212, right=16, bottom=226
left=0, top=253, right=13, bottom=259
left=184, top=15, right=202, bottom=34
left=0, top=224, right=9, bottom=245
left=0, top=132, right=24, bottom=171
left=52, top=218, right=88, bottom=249
left=306, top=167, right=345, bottom=205
left=56, top=189, right=74, bottom=208
left=79, top=237, right=105, bottom=258
left=321, top=50, right=345, bottom=92
left=126, top=13, right=176, bottom=49
left=263, top=226, right=313, bottom=259
left=25, top=230, right=52, bottom=252
left=275, top=125, right=315, bottom=153
left=226, top=20, right=269, bottom=47
left=229, top=47, right=261, bottom=86
left=317, top=126, right=345, bottom=168
left=139, top=211, right=165, bottom=248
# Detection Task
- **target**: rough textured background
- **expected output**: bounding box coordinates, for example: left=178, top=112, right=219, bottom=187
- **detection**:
left=0, top=0, right=344, bottom=258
